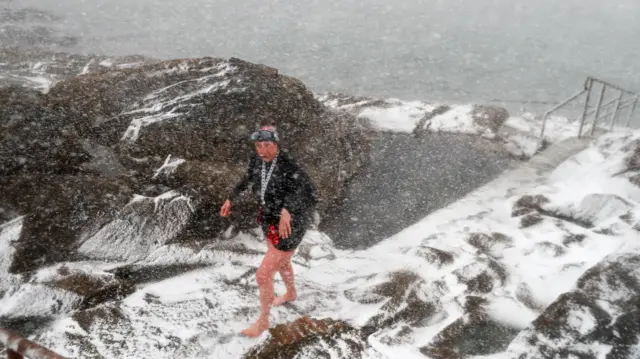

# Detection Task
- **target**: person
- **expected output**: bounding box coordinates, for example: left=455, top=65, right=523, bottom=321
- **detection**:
left=220, top=125, right=318, bottom=337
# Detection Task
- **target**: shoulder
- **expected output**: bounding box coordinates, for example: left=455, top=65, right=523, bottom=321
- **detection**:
left=278, top=150, right=304, bottom=171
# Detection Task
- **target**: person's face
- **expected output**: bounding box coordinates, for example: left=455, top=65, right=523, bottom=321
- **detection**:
left=255, top=141, right=278, bottom=162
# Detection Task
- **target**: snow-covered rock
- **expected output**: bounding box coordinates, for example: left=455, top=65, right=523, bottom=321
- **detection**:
left=316, top=92, right=508, bottom=137
left=0, top=46, right=155, bottom=91
left=0, top=174, right=134, bottom=273
left=317, top=92, right=592, bottom=161
left=498, top=253, right=640, bottom=359
left=78, top=191, right=194, bottom=262
left=41, top=56, right=369, bottom=232
left=26, top=129, right=640, bottom=359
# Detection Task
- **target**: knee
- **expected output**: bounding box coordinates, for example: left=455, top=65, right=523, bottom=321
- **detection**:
left=256, top=266, right=273, bottom=286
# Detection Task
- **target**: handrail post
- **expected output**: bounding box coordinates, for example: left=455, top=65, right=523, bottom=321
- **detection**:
left=578, top=78, right=594, bottom=138
left=591, top=83, right=607, bottom=136
left=0, top=328, right=67, bottom=359
left=610, top=91, right=624, bottom=130
left=544, top=76, right=637, bottom=140
left=539, top=87, right=588, bottom=140
left=626, top=96, right=639, bottom=127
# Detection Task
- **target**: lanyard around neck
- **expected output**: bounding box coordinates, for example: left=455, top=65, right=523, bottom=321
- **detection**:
left=260, top=156, right=277, bottom=205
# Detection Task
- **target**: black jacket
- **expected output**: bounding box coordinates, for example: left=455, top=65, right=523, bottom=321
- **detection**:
left=228, top=150, right=319, bottom=223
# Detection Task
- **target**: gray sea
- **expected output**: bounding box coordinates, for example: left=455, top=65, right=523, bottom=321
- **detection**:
left=2, top=0, right=640, bottom=116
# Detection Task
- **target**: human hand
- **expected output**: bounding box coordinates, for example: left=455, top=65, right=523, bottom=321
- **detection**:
left=220, top=199, right=232, bottom=217
left=280, top=208, right=292, bottom=238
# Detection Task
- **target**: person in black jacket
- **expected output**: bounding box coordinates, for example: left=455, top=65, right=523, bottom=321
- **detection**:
left=220, top=125, right=318, bottom=337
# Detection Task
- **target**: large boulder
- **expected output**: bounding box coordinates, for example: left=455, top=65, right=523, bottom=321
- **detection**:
left=45, top=56, right=370, bottom=222
left=77, top=191, right=194, bottom=263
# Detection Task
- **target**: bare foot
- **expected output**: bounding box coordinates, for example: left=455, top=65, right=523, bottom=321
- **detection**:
left=240, top=318, right=269, bottom=337
left=272, top=292, right=297, bottom=307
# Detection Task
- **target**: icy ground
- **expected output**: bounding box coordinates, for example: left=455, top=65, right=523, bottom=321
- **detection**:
left=2, top=54, right=639, bottom=357
left=0, top=109, right=636, bottom=358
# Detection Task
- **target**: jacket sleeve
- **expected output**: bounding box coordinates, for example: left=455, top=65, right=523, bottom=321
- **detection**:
left=228, top=156, right=255, bottom=201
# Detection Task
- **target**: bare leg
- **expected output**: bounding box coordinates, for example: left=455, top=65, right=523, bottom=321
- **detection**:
left=273, top=257, right=297, bottom=306
left=242, top=248, right=278, bottom=337
left=241, top=243, right=283, bottom=337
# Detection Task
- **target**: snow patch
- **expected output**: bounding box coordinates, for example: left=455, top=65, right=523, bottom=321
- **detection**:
left=355, top=100, right=435, bottom=132
left=121, top=62, right=236, bottom=142
left=0, top=283, right=82, bottom=319
left=566, top=306, right=597, bottom=335
left=0, top=217, right=22, bottom=277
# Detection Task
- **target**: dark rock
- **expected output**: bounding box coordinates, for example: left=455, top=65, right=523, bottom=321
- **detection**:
left=531, top=291, right=612, bottom=340
left=512, top=207, right=534, bottom=217
left=0, top=316, right=55, bottom=338
left=0, top=174, right=133, bottom=273
left=45, top=57, right=370, bottom=227
left=109, top=263, right=212, bottom=285
left=343, top=271, right=437, bottom=337
left=576, top=254, right=640, bottom=310
left=243, top=316, right=366, bottom=359
left=45, top=269, right=135, bottom=310
left=517, top=193, right=634, bottom=230
left=455, top=258, right=508, bottom=294
left=151, top=158, right=251, bottom=238
left=0, top=47, right=154, bottom=90
left=467, top=232, right=513, bottom=258
left=471, top=105, right=510, bottom=133
left=520, top=213, right=544, bottom=228
left=0, top=86, right=91, bottom=176
left=376, top=324, right=414, bottom=346
left=622, top=139, right=640, bottom=171
left=516, top=282, right=545, bottom=311
left=563, top=233, right=587, bottom=246
left=535, top=241, right=567, bottom=257
left=72, top=304, right=128, bottom=333
left=512, top=195, right=550, bottom=217
left=75, top=190, right=193, bottom=262
left=420, top=296, right=519, bottom=359
left=410, top=246, right=455, bottom=268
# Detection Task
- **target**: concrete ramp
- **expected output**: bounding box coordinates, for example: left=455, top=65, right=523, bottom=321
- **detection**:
left=318, top=132, right=515, bottom=250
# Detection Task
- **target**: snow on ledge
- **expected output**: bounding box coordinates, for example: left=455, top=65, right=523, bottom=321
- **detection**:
left=120, top=62, right=235, bottom=142
left=153, top=155, right=186, bottom=179
left=78, top=191, right=194, bottom=262
left=0, top=216, right=23, bottom=284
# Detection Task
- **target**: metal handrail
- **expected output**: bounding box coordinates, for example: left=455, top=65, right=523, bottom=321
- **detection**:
left=539, top=87, right=587, bottom=139
left=539, top=76, right=639, bottom=140
left=0, top=329, right=67, bottom=359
